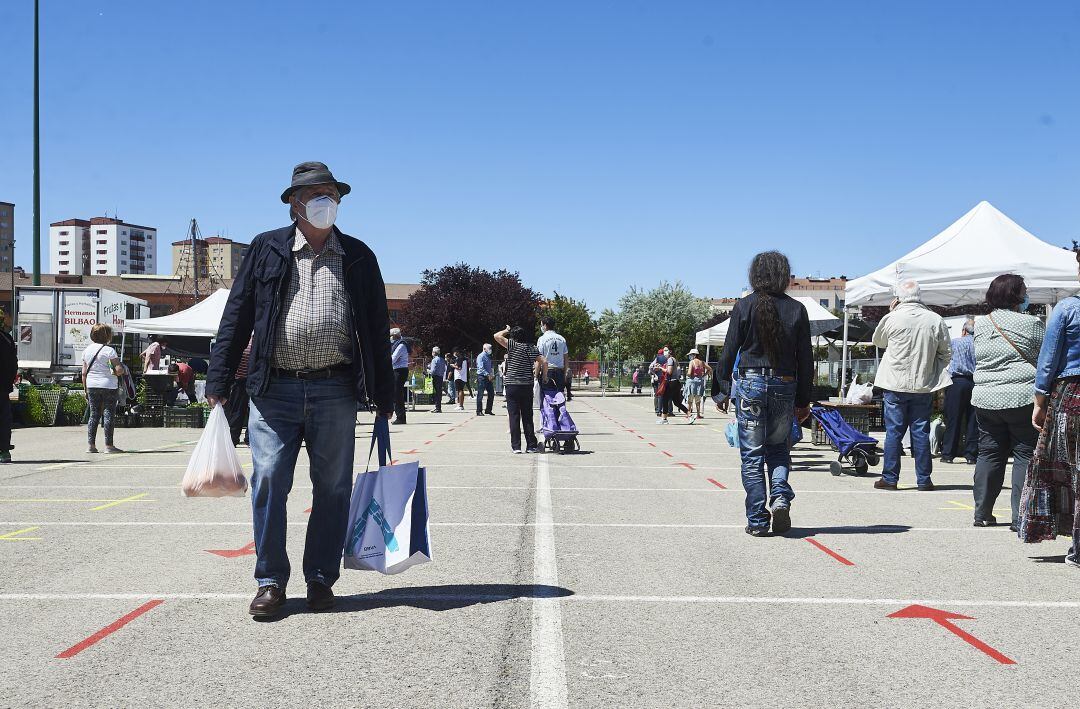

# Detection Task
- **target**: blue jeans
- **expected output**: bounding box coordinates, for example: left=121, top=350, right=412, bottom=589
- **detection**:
left=248, top=374, right=357, bottom=589
left=882, top=390, right=933, bottom=486
left=735, top=375, right=797, bottom=530
left=476, top=376, right=495, bottom=413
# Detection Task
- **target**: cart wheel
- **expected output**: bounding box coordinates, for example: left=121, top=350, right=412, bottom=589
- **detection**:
left=572, top=438, right=581, bottom=452
left=830, top=461, right=843, bottom=477
left=854, top=458, right=869, bottom=476
left=867, top=452, right=880, bottom=467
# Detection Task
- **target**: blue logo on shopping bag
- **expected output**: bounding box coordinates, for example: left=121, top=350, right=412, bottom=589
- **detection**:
left=349, top=498, right=399, bottom=556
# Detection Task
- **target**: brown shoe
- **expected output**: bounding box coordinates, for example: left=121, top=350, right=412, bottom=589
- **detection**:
left=249, top=585, right=286, bottom=617
left=306, top=581, right=335, bottom=611
left=874, top=478, right=897, bottom=490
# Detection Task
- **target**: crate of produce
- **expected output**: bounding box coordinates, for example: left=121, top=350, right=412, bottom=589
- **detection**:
left=138, top=410, right=164, bottom=428
left=164, top=406, right=205, bottom=428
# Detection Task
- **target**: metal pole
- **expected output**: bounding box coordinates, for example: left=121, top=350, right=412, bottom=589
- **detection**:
left=840, top=308, right=850, bottom=395
left=32, top=0, right=41, bottom=286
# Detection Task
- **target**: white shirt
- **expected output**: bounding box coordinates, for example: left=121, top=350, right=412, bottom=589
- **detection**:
left=537, top=330, right=569, bottom=368
left=455, top=357, right=468, bottom=382
left=83, top=344, right=119, bottom=389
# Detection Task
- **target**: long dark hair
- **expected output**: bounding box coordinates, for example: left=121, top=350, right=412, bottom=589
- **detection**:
left=748, top=251, right=791, bottom=366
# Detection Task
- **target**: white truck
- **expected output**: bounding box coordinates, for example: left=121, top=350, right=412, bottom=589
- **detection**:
left=15, top=285, right=150, bottom=374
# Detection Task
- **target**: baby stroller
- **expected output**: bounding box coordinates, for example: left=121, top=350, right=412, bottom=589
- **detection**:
left=540, top=390, right=580, bottom=453
left=810, top=405, right=880, bottom=476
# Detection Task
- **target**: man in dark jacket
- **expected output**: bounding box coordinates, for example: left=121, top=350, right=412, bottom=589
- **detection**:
left=0, top=313, right=16, bottom=464
left=207, top=162, right=394, bottom=618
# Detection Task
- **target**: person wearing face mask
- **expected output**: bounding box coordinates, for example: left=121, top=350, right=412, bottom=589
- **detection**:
left=207, top=161, right=395, bottom=618
left=476, top=343, right=495, bottom=416
left=970, top=274, right=1044, bottom=528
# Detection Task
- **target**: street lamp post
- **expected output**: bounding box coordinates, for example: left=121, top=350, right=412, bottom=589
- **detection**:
left=32, top=0, right=41, bottom=286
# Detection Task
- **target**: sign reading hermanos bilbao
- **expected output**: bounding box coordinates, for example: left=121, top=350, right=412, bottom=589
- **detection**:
left=59, top=292, right=97, bottom=365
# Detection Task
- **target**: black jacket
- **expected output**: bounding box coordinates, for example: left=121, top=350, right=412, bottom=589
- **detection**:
left=0, top=330, right=16, bottom=393
left=207, top=223, right=394, bottom=414
left=711, top=292, right=814, bottom=407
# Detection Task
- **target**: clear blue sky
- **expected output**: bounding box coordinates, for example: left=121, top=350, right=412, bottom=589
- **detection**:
left=1, top=1, right=1077, bottom=310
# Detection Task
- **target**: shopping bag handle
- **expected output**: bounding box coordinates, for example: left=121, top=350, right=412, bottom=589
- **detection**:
left=365, top=415, right=392, bottom=471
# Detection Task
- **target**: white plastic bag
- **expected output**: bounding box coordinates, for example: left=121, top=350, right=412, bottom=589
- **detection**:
left=344, top=417, right=432, bottom=574
left=181, top=406, right=247, bottom=497
left=844, top=380, right=874, bottom=405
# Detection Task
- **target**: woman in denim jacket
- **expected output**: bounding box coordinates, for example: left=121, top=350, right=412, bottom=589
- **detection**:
left=1020, top=250, right=1080, bottom=567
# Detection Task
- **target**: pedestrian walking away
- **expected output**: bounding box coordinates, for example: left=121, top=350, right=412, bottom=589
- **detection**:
left=685, top=348, right=713, bottom=422
left=495, top=325, right=546, bottom=453
left=390, top=327, right=410, bottom=424
left=207, top=161, right=395, bottom=618
left=0, top=314, right=15, bottom=463
left=476, top=343, right=495, bottom=415
left=82, top=323, right=125, bottom=454
left=712, top=251, right=812, bottom=536
left=1020, top=248, right=1080, bottom=567
left=971, top=275, right=1044, bottom=528
left=871, top=279, right=953, bottom=492
left=941, top=317, right=978, bottom=465
left=428, top=347, right=446, bottom=413
left=537, top=316, right=569, bottom=393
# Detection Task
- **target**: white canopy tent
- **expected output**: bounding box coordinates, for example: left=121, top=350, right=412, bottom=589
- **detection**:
left=841, top=201, right=1079, bottom=387
left=123, top=289, right=231, bottom=338
left=695, top=297, right=841, bottom=362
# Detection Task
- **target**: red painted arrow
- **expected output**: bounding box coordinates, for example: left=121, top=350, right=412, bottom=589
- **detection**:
left=887, top=605, right=1015, bottom=664
left=205, top=541, right=256, bottom=558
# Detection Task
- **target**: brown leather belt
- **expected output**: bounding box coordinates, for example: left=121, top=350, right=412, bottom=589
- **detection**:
left=739, top=368, right=795, bottom=382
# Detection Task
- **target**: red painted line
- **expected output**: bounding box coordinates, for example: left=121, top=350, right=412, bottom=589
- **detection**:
left=625, top=429, right=635, bottom=433
left=677, top=462, right=696, bottom=471
left=888, top=605, right=1016, bottom=664
left=424, top=441, right=432, bottom=445
left=56, top=600, right=164, bottom=658
left=648, top=442, right=656, bottom=448
left=401, top=449, right=418, bottom=454
left=303, top=507, right=312, bottom=514
left=437, top=433, right=446, bottom=437
left=706, top=478, right=726, bottom=489
left=661, top=450, right=673, bottom=458
left=805, top=538, right=855, bottom=566
left=637, top=435, right=645, bottom=440
left=205, top=541, right=256, bottom=558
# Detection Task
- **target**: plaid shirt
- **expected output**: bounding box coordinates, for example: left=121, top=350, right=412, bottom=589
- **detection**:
left=272, top=229, right=353, bottom=370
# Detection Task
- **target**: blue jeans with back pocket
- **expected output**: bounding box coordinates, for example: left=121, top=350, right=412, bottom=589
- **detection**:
left=735, top=374, right=797, bottom=530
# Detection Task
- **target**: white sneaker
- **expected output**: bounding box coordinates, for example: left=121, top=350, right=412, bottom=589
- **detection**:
left=688, top=414, right=697, bottom=424
left=661, top=419, right=669, bottom=424
left=655, top=418, right=664, bottom=424
left=1066, top=556, right=1080, bottom=569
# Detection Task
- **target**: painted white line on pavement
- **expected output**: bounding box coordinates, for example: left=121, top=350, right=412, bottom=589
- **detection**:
left=0, top=521, right=999, bottom=532
left=1, top=593, right=1077, bottom=608
left=531, top=452, right=568, bottom=709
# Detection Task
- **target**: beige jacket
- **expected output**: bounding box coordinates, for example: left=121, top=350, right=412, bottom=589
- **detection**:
left=872, top=302, right=953, bottom=394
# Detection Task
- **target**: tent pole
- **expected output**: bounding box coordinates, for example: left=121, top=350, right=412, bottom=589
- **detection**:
left=705, top=344, right=710, bottom=365
left=840, top=308, right=850, bottom=394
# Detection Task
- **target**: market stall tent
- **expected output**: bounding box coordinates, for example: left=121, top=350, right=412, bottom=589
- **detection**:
left=846, top=201, right=1078, bottom=307
left=123, top=289, right=231, bottom=337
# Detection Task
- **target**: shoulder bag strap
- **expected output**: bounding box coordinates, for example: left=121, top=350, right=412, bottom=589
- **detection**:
left=987, top=314, right=1036, bottom=366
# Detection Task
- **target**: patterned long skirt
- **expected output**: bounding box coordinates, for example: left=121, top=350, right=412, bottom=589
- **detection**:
left=1017, top=377, right=1080, bottom=545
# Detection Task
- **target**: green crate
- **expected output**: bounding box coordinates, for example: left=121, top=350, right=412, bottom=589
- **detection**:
left=164, top=407, right=204, bottom=428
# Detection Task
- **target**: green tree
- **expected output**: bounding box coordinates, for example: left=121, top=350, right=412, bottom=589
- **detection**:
left=543, top=293, right=599, bottom=361
left=603, top=282, right=711, bottom=361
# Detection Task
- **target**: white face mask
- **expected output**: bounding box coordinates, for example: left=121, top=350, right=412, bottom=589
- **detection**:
left=298, top=195, right=338, bottom=229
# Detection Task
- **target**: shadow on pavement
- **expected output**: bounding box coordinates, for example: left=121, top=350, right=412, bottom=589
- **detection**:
left=785, top=524, right=912, bottom=538
left=256, top=583, right=574, bottom=621
left=1029, top=554, right=1067, bottom=563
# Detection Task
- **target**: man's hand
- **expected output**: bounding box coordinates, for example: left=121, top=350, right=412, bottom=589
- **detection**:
left=795, top=405, right=811, bottom=423
left=207, top=395, right=227, bottom=408
left=383, top=410, right=394, bottom=420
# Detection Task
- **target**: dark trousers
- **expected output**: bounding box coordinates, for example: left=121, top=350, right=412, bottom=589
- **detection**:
left=943, top=376, right=978, bottom=460
left=477, top=376, right=495, bottom=414
left=431, top=375, right=443, bottom=412
left=547, top=367, right=566, bottom=394
left=224, top=378, right=250, bottom=446
left=974, top=405, right=1035, bottom=524
left=505, top=383, right=538, bottom=451
left=564, top=374, right=572, bottom=400
left=666, top=381, right=689, bottom=415
left=393, top=368, right=408, bottom=422
left=167, top=381, right=198, bottom=407
left=0, top=393, right=11, bottom=452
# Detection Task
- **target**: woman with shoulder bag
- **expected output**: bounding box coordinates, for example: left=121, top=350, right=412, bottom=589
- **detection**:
left=970, top=275, right=1044, bottom=528
left=82, top=323, right=126, bottom=454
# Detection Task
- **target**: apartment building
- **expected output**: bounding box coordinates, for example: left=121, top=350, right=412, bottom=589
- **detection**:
left=50, top=217, right=157, bottom=276
left=0, top=201, right=13, bottom=272
left=171, top=236, right=248, bottom=280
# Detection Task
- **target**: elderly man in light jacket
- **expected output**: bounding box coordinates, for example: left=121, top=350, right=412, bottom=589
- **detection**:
left=871, top=280, right=952, bottom=491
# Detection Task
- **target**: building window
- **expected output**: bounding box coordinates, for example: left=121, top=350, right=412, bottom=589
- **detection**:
left=121, top=250, right=127, bottom=255
left=59, top=270, right=68, bottom=275
left=59, top=231, right=68, bottom=235
left=59, top=260, right=69, bottom=266
left=96, top=270, right=106, bottom=275
left=59, top=240, right=69, bottom=246
left=59, top=251, right=69, bottom=256
left=96, top=229, right=108, bottom=235
left=97, top=260, right=107, bottom=265
left=97, top=239, right=107, bottom=245
left=819, top=299, right=829, bottom=308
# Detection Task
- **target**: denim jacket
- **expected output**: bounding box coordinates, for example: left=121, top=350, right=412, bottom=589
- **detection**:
left=1035, top=297, right=1080, bottom=395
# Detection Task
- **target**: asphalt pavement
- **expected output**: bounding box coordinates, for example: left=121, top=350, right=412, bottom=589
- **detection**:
left=0, top=387, right=1076, bottom=708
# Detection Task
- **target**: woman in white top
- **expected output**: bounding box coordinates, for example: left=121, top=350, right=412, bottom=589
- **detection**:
left=455, top=352, right=469, bottom=411
left=82, top=323, right=125, bottom=453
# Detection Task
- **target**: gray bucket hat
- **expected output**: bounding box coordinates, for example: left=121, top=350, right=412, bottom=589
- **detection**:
left=280, top=161, right=352, bottom=203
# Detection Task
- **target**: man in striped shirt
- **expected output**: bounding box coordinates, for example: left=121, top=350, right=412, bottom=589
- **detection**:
left=495, top=325, right=547, bottom=453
